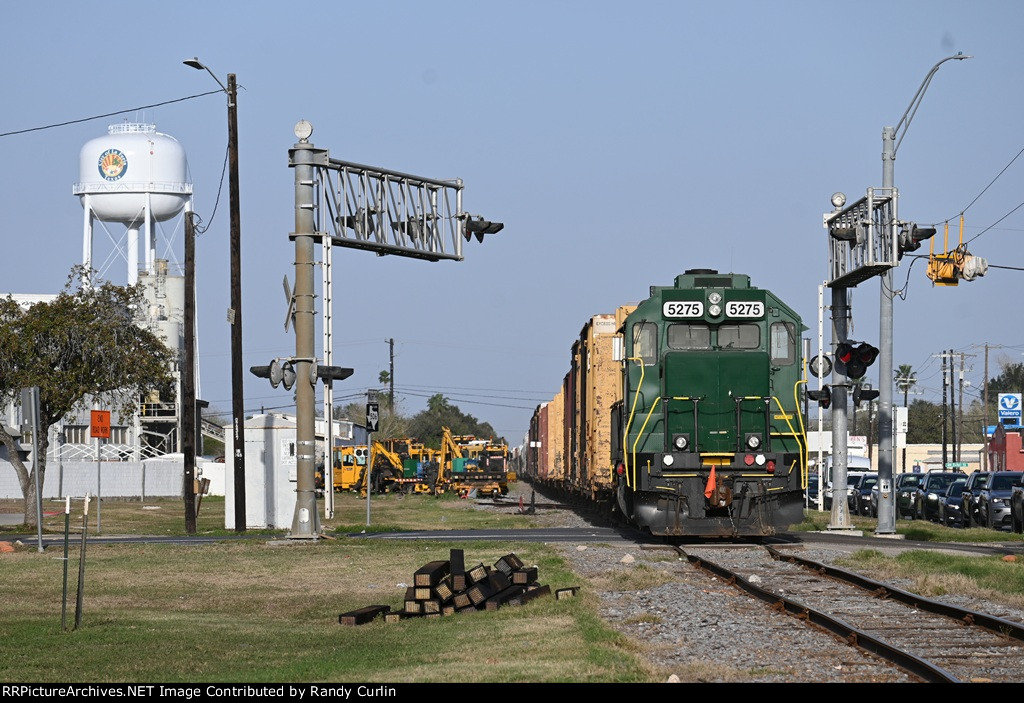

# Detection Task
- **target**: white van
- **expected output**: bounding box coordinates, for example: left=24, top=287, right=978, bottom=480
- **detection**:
left=822, top=455, right=872, bottom=509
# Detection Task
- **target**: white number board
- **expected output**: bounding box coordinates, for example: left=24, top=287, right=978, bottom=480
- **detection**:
left=725, top=301, right=764, bottom=318
left=662, top=301, right=704, bottom=318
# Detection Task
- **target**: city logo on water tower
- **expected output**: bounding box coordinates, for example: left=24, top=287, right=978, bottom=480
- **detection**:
left=98, top=148, right=128, bottom=181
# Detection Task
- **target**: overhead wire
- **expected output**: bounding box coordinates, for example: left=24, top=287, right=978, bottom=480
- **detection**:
left=0, top=90, right=223, bottom=138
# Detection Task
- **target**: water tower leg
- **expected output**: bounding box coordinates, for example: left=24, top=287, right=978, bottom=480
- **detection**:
left=128, top=226, right=139, bottom=285
left=82, top=198, right=93, bottom=287
left=144, top=192, right=153, bottom=276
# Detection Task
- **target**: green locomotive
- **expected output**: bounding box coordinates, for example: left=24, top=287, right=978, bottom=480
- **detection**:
left=611, top=269, right=808, bottom=536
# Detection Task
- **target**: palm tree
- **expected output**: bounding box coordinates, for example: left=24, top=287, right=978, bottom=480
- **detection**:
left=895, top=365, right=917, bottom=408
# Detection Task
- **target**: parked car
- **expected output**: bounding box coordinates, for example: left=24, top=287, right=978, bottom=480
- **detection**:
left=960, top=470, right=991, bottom=528
left=895, top=472, right=924, bottom=519
left=910, top=471, right=966, bottom=522
left=937, top=478, right=968, bottom=528
left=805, top=474, right=820, bottom=508
left=1011, top=482, right=1024, bottom=534
left=850, top=472, right=879, bottom=516
left=976, top=471, right=1024, bottom=530
left=823, top=454, right=871, bottom=510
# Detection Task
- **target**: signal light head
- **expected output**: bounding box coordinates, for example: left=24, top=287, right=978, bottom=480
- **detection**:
left=835, top=343, right=855, bottom=364
left=834, top=341, right=878, bottom=379
left=853, top=386, right=880, bottom=406
left=806, top=386, right=832, bottom=409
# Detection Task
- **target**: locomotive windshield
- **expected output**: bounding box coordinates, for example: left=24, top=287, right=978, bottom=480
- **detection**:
left=667, top=324, right=710, bottom=350
left=770, top=321, right=797, bottom=365
left=633, top=322, right=658, bottom=364
left=718, top=324, right=759, bottom=349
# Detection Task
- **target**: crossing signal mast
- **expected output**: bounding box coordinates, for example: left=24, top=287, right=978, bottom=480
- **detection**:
left=823, top=53, right=972, bottom=536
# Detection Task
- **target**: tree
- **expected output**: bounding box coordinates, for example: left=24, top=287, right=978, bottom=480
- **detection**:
left=0, top=268, right=175, bottom=527
left=407, top=393, right=500, bottom=448
left=895, top=364, right=917, bottom=405
left=988, top=360, right=1024, bottom=395
left=906, top=399, right=943, bottom=444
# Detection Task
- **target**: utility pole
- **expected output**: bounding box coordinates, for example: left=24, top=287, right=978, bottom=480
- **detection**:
left=957, top=352, right=965, bottom=462
left=183, top=212, right=197, bottom=535
left=946, top=349, right=954, bottom=462
left=388, top=338, right=395, bottom=412
left=226, top=72, right=246, bottom=533
left=182, top=58, right=245, bottom=531
left=983, top=343, right=990, bottom=469
left=942, top=351, right=949, bottom=468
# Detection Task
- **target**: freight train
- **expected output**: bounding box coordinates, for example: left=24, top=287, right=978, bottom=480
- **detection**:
left=523, top=269, right=808, bottom=537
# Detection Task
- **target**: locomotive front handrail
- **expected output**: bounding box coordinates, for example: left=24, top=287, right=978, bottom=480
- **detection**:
left=664, top=395, right=703, bottom=457
left=732, top=396, right=772, bottom=453
left=631, top=397, right=661, bottom=489
left=790, top=379, right=809, bottom=488
left=622, top=356, right=647, bottom=488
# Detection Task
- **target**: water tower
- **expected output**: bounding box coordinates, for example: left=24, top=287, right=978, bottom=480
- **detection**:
left=72, top=123, right=195, bottom=458
left=74, top=122, right=193, bottom=284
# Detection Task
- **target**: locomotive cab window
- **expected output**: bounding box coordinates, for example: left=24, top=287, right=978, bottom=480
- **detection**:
left=718, top=324, right=760, bottom=349
left=632, top=322, right=658, bottom=364
left=769, top=321, right=796, bottom=365
left=667, top=323, right=711, bottom=350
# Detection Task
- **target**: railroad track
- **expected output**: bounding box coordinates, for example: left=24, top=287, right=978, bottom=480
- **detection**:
left=678, top=544, right=1024, bottom=683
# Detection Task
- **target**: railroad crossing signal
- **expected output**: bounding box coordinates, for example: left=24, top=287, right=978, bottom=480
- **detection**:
left=250, top=359, right=353, bottom=390
left=835, top=342, right=879, bottom=380
left=853, top=385, right=880, bottom=406
left=806, top=386, right=832, bottom=409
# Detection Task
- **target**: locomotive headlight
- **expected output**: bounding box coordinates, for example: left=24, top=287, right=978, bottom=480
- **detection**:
left=708, top=292, right=722, bottom=304
left=708, top=304, right=722, bottom=317
left=662, top=454, right=675, bottom=467
left=745, top=433, right=762, bottom=450
left=672, top=434, right=689, bottom=451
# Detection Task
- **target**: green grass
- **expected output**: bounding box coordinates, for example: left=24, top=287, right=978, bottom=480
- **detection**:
left=0, top=491, right=655, bottom=683
left=795, top=508, right=1024, bottom=543
left=839, top=548, right=1024, bottom=608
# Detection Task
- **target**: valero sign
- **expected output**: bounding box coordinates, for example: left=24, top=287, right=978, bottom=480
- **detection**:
left=998, top=393, right=1022, bottom=426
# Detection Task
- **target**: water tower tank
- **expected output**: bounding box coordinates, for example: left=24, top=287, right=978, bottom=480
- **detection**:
left=75, top=123, right=190, bottom=223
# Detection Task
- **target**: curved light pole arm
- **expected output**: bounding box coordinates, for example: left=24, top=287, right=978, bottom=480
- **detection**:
left=893, top=52, right=973, bottom=156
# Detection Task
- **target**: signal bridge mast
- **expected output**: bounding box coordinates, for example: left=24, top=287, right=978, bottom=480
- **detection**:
left=251, top=121, right=502, bottom=539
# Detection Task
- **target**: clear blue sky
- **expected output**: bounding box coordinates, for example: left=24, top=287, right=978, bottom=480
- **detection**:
left=3, top=1, right=1022, bottom=443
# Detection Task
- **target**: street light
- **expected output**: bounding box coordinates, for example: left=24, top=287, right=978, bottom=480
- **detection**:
left=184, top=57, right=246, bottom=532
left=875, top=53, right=971, bottom=536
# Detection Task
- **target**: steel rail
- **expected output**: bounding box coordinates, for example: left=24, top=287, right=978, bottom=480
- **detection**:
left=676, top=546, right=956, bottom=683
left=764, top=544, right=1024, bottom=642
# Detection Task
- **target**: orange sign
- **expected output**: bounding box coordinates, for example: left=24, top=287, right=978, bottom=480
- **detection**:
left=90, top=410, right=111, bottom=439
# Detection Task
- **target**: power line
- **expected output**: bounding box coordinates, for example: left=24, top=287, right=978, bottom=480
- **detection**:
left=0, top=90, right=223, bottom=138
left=937, top=145, right=1024, bottom=224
